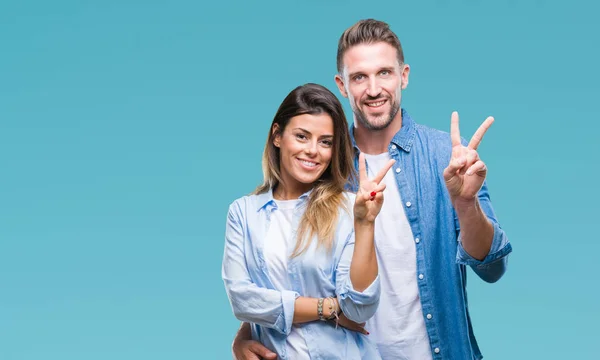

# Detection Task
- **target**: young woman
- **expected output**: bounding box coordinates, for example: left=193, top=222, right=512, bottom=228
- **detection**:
left=222, top=83, right=394, bottom=359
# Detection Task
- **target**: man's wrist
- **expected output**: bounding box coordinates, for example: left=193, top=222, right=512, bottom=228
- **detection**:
left=234, top=322, right=252, bottom=342
left=452, top=197, right=479, bottom=212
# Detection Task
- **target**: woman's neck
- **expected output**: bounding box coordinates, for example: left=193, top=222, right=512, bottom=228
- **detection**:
left=273, top=182, right=310, bottom=200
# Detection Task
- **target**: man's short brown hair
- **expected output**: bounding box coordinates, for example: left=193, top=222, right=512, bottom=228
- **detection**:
left=336, top=19, right=405, bottom=74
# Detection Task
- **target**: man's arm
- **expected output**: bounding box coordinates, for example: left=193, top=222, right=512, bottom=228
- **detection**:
left=232, top=322, right=276, bottom=360
left=454, top=197, right=493, bottom=261
left=454, top=181, right=512, bottom=283
left=443, top=112, right=512, bottom=282
left=455, top=182, right=512, bottom=283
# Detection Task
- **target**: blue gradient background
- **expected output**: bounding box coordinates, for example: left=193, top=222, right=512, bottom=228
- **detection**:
left=1, top=1, right=597, bottom=359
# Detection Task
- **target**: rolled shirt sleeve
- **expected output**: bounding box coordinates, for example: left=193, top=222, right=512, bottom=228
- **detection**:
left=455, top=180, right=513, bottom=283
left=334, top=230, right=381, bottom=323
left=222, top=202, right=299, bottom=335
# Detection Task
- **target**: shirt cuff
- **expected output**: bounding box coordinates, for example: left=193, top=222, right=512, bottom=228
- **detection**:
left=274, top=290, right=300, bottom=335
left=456, top=220, right=512, bottom=267
left=339, top=274, right=381, bottom=304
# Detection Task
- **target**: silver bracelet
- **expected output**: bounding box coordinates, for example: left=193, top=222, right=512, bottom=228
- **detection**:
left=317, top=297, right=326, bottom=321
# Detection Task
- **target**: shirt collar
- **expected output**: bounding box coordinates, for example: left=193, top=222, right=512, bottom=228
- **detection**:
left=350, top=108, right=417, bottom=153
left=255, top=187, right=312, bottom=212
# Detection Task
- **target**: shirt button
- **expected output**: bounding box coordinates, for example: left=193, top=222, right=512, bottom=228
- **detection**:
left=426, top=314, right=432, bottom=320
left=391, top=144, right=397, bottom=150
left=415, top=237, right=420, bottom=244
left=434, top=348, right=440, bottom=354
left=406, top=201, right=412, bottom=207
left=395, top=168, right=401, bottom=173
left=419, top=274, right=424, bottom=280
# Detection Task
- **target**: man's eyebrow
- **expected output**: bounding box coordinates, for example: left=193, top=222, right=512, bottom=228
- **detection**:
left=348, top=71, right=365, bottom=78
left=349, top=67, right=396, bottom=78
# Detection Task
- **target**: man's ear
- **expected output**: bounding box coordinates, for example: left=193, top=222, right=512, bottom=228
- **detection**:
left=334, top=73, right=348, bottom=98
left=401, top=64, right=410, bottom=90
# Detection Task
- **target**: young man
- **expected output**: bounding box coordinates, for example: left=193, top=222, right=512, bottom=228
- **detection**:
left=232, top=19, right=512, bottom=360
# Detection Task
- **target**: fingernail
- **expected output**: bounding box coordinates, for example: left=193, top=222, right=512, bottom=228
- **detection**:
left=466, top=170, right=472, bottom=175
left=370, top=191, right=376, bottom=197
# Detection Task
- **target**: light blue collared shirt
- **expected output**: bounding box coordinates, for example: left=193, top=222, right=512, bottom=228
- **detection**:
left=222, top=190, right=381, bottom=359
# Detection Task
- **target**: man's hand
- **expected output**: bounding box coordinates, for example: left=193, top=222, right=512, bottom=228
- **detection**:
left=232, top=339, right=277, bottom=360
left=232, top=322, right=277, bottom=360
left=443, top=111, right=494, bottom=204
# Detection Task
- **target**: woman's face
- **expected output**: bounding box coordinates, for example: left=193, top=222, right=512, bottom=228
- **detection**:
left=274, top=113, right=334, bottom=196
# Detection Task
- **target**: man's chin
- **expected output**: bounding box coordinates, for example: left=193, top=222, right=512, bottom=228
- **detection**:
left=363, top=116, right=392, bottom=130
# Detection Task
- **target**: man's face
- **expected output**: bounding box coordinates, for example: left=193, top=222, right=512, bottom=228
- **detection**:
left=335, top=42, right=410, bottom=131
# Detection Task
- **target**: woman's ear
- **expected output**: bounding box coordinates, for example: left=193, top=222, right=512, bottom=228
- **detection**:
left=272, top=123, right=281, bottom=147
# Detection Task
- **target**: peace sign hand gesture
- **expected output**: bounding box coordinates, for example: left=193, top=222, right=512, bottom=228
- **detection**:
left=443, top=111, right=494, bottom=203
left=354, top=153, right=396, bottom=223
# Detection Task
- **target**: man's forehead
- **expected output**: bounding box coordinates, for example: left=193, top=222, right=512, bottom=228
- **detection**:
left=342, top=42, right=400, bottom=72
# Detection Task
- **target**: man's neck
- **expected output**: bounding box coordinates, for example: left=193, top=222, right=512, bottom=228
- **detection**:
left=354, top=111, right=403, bottom=155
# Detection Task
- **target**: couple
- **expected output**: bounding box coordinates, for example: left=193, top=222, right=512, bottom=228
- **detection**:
left=222, top=19, right=512, bottom=360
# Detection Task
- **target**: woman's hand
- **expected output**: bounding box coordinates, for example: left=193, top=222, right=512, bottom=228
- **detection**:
left=354, top=153, right=395, bottom=223
left=335, top=313, right=369, bottom=335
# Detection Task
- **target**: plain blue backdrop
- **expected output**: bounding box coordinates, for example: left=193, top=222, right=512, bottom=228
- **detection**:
left=1, top=1, right=598, bottom=359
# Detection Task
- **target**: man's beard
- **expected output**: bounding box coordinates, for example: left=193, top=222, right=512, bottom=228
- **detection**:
left=354, top=100, right=400, bottom=131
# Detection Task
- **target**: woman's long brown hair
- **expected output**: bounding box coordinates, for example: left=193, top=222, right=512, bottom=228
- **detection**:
left=254, top=83, right=355, bottom=257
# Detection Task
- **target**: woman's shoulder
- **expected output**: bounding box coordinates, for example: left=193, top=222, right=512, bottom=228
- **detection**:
left=341, top=191, right=356, bottom=206
left=226, top=192, right=264, bottom=216
left=337, top=191, right=356, bottom=222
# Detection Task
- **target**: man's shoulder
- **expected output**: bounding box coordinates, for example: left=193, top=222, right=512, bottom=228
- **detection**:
left=403, top=109, right=451, bottom=143
left=411, top=121, right=453, bottom=156
left=414, top=121, right=451, bottom=142
left=407, top=117, right=454, bottom=167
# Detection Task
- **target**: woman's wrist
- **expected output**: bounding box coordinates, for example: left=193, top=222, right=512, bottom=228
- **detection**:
left=325, top=297, right=339, bottom=319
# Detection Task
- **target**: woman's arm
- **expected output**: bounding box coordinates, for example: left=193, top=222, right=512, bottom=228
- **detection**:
left=335, top=154, right=395, bottom=322
left=222, top=202, right=299, bottom=335
left=335, top=230, right=381, bottom=323
left=349, top=219, right=377, bottom=291
left=223, top=202, right=339, bottom=334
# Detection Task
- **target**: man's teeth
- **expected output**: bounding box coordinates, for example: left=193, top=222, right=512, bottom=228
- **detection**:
left=366, top=100, right=385, bottom=107
left=300, top=160, right=317, bottom=167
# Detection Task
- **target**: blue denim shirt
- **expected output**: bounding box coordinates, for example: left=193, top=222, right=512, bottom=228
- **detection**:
left=348, top=109, right=512, bottom=360
left=222, top=190, right=382, bottom=359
